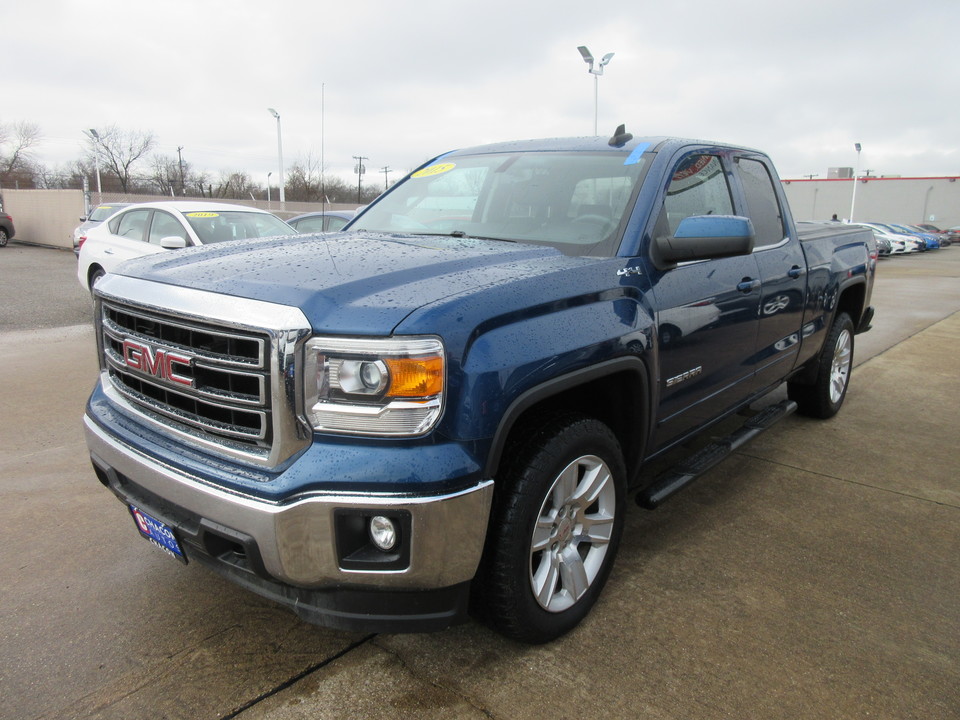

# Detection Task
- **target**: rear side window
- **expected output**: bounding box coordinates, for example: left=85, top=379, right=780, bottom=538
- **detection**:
left=293, top=216, right=326, bottom=233
left=110, top=209, right=151, bottom=242
left=736, top=158, right=786, bottom=247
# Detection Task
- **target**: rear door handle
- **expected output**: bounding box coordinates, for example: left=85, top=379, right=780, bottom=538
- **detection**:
left=737, top=277, right=761, bottom=293
left=787, top=265, right=805, bottom=279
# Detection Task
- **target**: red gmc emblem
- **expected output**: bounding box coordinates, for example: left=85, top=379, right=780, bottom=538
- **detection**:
left=121, top=339, right=193, bottom=387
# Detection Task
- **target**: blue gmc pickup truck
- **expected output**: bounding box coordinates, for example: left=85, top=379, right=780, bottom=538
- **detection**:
left=83, top=131, right=876, bottom=643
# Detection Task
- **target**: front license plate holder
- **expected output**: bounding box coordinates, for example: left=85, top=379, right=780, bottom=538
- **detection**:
left=128, top=505, right=188, bottom=564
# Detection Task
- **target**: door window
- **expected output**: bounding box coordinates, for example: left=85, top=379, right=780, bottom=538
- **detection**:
left=657, top=154, right=735, bottom=235
left=110, top=209, right=151, bottom=242
left=736, top=158, right=786, bottom=247
left=326, top=216, right=349, bottom=231
left=149, top=211, right=189, bottom=245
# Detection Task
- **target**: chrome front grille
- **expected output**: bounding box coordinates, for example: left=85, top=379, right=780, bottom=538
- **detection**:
left=102, top=301, right=272, bottom=446
left=94, top=276, right=313, bottom=469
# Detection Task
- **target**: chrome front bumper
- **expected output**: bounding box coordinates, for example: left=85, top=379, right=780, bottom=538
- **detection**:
left=84, top=415, right=494, bottom=590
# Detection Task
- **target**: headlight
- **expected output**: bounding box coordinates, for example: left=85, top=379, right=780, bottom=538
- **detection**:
left=304, top=336, right=444, bottom=436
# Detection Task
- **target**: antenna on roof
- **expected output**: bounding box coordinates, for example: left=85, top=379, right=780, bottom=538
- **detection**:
left=608, top=124, right=633, bottom=147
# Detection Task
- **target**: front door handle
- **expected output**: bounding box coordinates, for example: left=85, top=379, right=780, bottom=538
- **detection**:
left=787, top=265, right=805, bottom=279
left=737, top=277, right=761, bottom=293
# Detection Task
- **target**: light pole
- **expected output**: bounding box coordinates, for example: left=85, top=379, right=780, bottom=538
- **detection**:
left=577, top=46, right=614, bottom=135
left=267, top=108, right=285, bottom=204
left=84, top=128, right=103, bottom=205
left=267, top=171, right=273, bottom=204
left=849, top=142, right=862, bottom=222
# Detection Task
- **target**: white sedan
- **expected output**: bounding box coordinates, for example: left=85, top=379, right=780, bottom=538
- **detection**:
left=77, top=201, right=294, bottom=292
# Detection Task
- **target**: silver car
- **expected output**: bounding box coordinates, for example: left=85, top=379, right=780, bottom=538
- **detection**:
left=72, top=203, right=132, bottom=256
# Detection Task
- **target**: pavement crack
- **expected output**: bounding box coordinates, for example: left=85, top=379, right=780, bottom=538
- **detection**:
left=371, top=638, right=498, bottom=719
left=738, top=452, right=959, bottom=509
left=218, top=633, right=375, bottom=720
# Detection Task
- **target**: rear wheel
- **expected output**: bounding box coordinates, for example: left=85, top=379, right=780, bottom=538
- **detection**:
left=473, top=413, right=625, bottom=643
left=0, top=228, right=8, bottom=247
left=788, top=311, right=854, bottom=418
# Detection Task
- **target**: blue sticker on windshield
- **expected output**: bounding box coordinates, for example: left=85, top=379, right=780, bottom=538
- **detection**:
left=624, top=142, right=650, bottom=166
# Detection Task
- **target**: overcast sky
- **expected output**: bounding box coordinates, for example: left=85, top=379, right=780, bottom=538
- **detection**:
left=7, top=0, right=959, bottom=189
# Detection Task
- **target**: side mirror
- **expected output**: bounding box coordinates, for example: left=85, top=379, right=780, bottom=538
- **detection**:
left=654, top=215, right=755, bottom=267
left=160, top=236, right=188, bottom=249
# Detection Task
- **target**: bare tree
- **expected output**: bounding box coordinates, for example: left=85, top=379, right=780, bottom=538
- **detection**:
left=0, top=121, right=42, bottom=187
left=87, top=125, right=156, bottom=193
left=212, top=170, right=259, bottom=200
left=286, top=152, right=326, bottom=202
left=149, top=154, right=182, bottom=196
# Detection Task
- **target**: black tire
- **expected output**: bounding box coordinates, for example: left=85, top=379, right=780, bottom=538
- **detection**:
left=0, top=228, right=8, bottom=247
left=473, top=413, right=626, bottom=643
left=88, top=267, right=105, bottom=295
left=788, top=311, right=855, bottom=419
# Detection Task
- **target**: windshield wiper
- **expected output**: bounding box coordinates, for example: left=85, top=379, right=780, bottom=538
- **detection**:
left=447, top=230, right=516, bottom=243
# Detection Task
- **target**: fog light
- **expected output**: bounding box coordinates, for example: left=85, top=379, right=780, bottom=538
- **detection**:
left=369, top=515, right=398, bottom=551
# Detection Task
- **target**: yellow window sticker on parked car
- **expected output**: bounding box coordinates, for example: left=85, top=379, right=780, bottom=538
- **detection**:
left=185, top=212, right=220, bottom=218
left=411, top=163, right=456, bottom=179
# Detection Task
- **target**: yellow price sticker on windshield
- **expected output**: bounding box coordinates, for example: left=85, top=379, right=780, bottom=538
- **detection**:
left=185, top=212, right=220, bottom=218
left=411, top=162, right=455, bottom=178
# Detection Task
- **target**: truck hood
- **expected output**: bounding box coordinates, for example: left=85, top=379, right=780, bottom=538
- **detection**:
left=115, top=232, right=578, bottom=334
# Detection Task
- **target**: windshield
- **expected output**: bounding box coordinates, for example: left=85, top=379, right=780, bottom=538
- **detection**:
left=352, top=151, right=649, bottom=257
left=183, top=210, right=293, bottom=244
left=90, top=205, right=125, bottom=221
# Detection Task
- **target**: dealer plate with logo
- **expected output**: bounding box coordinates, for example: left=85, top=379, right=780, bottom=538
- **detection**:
left=128, top=505, right=187, bottom=563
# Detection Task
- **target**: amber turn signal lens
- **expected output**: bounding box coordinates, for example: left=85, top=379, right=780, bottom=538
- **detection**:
left=384, top=356, right=444, bottom=398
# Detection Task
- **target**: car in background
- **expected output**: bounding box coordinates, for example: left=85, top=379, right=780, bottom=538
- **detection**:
left=941, top=226, right=960, bottom=244
left=0, top=212, right=14, bottom=247
left=872, top=234, right=892, bottom=257
left=287, top=210, right=356, bottom=233
left=886, top=223, right=940, bottom=250
left=863, top=222, right=927, bottom=252
left=854, top=222, right=918, bottom=254
left=72, top=203, right=132, bottom=256
left=904, top=224, right=950, bottom=247
left=77, top=201, right=295, bottom=292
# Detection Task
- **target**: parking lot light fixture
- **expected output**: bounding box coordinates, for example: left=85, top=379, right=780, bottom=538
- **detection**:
left=577, top=46, right=614, bottom=135
left=267, top=108, right=285, bottom=204
left=84, top=128, right=103, bottom=205
left=849, top=142, right=862, bottom=222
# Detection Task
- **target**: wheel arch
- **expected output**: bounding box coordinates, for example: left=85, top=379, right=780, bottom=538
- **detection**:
left=835, top=278, right=867, bottom=330
left=484, top=356, right=651, bottom=482
left=85, top=263, right=108, bottom=292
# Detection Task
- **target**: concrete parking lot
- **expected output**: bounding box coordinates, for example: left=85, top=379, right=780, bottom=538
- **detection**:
left=1, top=243, right=958, bottom=719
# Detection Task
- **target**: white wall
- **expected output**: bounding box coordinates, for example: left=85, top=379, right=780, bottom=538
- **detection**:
left=781, top=176, right=960, bottom=228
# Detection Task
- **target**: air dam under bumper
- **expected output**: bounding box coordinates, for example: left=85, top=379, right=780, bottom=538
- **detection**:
left=84, top=415, right=494, bottom=630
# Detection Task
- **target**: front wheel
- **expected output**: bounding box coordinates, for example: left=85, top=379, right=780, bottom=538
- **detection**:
left=788, top=311, right=855, bottom=418
left=473, top=413, right=626, bottom=643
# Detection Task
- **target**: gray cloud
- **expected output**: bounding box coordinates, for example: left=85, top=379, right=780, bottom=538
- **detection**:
left=9, top=0, right=959, bottom=186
